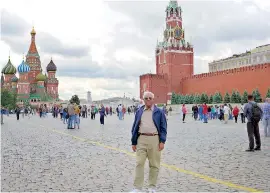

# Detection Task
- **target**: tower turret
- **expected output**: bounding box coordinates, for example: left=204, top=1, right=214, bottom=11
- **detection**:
left=17, top=56, right=31, bottom=102
left=46, top=58, right=59, bottom=99
left=1, top=56, right=16, bottom=90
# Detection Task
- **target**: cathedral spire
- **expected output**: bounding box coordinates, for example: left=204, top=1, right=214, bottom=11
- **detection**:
left=28, top=27, right=38, bottom=55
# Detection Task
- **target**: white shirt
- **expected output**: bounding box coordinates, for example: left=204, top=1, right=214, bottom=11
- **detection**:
left=240, top=105, right=245, bottom=113
left=223, top=106, right=230, bottom=115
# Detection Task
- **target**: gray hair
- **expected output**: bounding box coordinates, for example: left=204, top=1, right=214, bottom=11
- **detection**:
left=143, top=91, right=154, bottom=99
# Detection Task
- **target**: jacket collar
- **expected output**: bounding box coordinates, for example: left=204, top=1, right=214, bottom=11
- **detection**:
left=142, top=105, right=158, bottom=114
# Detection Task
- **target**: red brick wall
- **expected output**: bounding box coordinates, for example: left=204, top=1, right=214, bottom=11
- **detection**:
left=139, top=74, right=168, bottom=104
left=180, top=63, right=270, bottom=98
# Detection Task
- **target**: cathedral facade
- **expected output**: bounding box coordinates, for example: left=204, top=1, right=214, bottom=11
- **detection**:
left=139, top=0, right=270, bottom=104
left=1, top=27, right=59, bottom=103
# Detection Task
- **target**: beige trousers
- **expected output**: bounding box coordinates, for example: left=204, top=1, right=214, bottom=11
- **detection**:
left=224, top=114, right=229, bottom=123
left=134, top=135, right=161, bottom=189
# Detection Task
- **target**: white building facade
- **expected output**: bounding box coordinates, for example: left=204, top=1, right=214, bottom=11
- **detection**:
left=87, top=91, right=92, bottom=104
left=209, top=44, right=270, bottom=72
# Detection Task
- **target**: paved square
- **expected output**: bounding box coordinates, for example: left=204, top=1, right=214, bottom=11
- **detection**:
left=1, top=113, right=270, bottom=192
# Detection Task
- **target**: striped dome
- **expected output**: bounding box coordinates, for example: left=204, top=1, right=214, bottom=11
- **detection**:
left=36, top=72, right=46, bottom=81
left=18, top=60, right=30, bottom=73
left=11, top=75, right=18, bottom=82
left=2, top=57, right=16, bottom=74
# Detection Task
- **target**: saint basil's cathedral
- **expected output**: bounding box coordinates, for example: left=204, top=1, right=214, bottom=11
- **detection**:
left=139, top=0, right=270, bottom=104
left=1, top=27, right=59, bottom=103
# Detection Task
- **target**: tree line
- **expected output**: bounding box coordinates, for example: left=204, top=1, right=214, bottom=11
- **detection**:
left=171, top=88, right=270, bottom=105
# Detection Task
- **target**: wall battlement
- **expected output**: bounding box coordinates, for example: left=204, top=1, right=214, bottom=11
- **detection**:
left=140, top=73, right=165, bottom=80
left=182, top=63, right=270, bottom=81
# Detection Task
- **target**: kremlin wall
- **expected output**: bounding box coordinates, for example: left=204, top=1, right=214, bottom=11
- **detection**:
left=139, top=0, right=270, bottom=104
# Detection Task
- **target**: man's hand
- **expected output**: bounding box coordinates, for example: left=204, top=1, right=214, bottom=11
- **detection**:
left=159, top=143, right=165, bottom=151
left=132, top=145, right=137, bottom=152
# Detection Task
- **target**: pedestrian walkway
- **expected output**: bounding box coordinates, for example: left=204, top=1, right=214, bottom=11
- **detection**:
left=1, top=114, right=270, bottom=192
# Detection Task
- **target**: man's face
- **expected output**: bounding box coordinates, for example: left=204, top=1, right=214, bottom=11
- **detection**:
left=143, top=95, right=154, bottom=107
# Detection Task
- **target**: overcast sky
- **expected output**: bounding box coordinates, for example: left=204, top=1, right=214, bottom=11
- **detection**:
left=1, top=0, right=270, bottom=100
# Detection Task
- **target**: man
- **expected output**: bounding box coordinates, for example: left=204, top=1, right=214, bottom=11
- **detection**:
left=118, top=104, right=123, bottom=120
left=240, top=103, right=246, bottom=123
left=244, top=95, right=263, bottom=151
left=131, top=91, right=167, bottom=192
left=262, top=98, right=270, bottom=137
left=202, top=103, right=208, bottom=123
left=223, top=104, right=230, bottom=124
left=67, top=102, right=75, bottom=129
left=192, top=104, right=198, bottom=120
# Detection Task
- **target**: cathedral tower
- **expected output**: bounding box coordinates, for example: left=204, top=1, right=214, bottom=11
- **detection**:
left=46, top=58, right=59, bottom=99
left=17, top=57, right=31, bottom=101
left=26, top=27, right=42, bottom=93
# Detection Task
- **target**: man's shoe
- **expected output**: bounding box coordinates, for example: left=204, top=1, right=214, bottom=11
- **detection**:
left=245, top=149, right=254, bottom=152
left=148, top=188, right=156, bottom=193
left=129, top=189, right=143, bottom=193
left=254, top=147, right=261, bottom=151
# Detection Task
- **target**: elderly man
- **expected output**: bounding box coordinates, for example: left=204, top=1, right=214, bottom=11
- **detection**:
left=244, top=95, right=263, bottom=151
left=263, top=98, right=270, bottom=137
left=131, top=91, right=167, bottom=192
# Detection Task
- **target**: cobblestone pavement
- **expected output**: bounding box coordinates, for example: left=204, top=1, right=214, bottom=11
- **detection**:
left=1, top=113, right=270, bottom=192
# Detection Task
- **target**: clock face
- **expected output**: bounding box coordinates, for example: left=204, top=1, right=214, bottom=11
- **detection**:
left=174, top=26, right=183, bottom=40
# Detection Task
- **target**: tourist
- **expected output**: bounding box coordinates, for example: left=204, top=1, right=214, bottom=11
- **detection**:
left=240, top=103, right=246, bottom=123
left=1, top=106, right=4, bottom=124
left=63, top=108, right=68, bottom=124
left=262, top=98, right=270, bottom=137
left=122, top=105, right=126, bottom=120
left=91, top=106, right=95, bottom=120
left=110, top=106, right=112, bottom=115
left=192, top=104, right=198, bottom=120
left=223, top=104, right=230, bottom=124
left=244, top=95, right=263, bottom=151
left=130, top=91, right=167, bottom=193
left=182, top=104, right=187, bottom=123
left=202, top=103, right=208, bottom=123
left=198, top=105, right=203, bottom=121
left=67, top=102, right=75, bottom=129
left=60, top=106, right=63, bottom=120
left=232, top=106, right=239, bottom=123
left=15, top=106, right=20, bottom=120
left=228, top=104, right=233, bottom=120
left=118, top=104, right=123, bottom=120
left=74, top=105, right=80, bottom=129
left=99, top=104, right=106, bottom=127
left=207, top=106, right=211, bottom=119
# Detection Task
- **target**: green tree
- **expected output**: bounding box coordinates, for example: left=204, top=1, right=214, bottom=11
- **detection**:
left=171, top=92, right=177, bottom=104
left=200, top=93, right=208, bottom=104
left=213, top=92, right=222, bottom=104
left=209, top=94, right=213, bottom=104
left=189, top=94, right=194, bottom=104
left=193, top=94, right=201, bottom=104
left=224, top=92, right=231, bottom=103
left=253, top=88, right=262, bottom=103
left=230, top=90, right=237, bottom=103
left=70, top=95, right=80, bottom=105
left=184, top=95, right=190, bottom=104
left=241, top=90, right=248, bottom=103
left=1, top=89, right=17, bottom=110
left=235, top=91, right=242, bottom=103
left=266, top=88, right=270, bottom=98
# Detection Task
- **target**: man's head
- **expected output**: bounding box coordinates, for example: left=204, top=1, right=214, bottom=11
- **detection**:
left=143, top=91, right=154, bottom=108
left=248, top=95, right=254, bottom=101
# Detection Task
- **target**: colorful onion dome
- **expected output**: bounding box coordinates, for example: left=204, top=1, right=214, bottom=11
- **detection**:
left=46, top=59, right=57, bottom=71
left=36, top=72, right=46, bottom=81
left=18, top=59, right=30, bottom=73
left=2, top=57, right=16, bottom=74
left=11, top=75, right=18, bottom=82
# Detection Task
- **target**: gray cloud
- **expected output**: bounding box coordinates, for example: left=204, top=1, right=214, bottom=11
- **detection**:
left=106, top=1, right=270, bottom=56
left=1, top=9, right=89, bottom=58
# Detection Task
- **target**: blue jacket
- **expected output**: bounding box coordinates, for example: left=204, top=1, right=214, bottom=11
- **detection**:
left=131, top=105, right=167, bottom=145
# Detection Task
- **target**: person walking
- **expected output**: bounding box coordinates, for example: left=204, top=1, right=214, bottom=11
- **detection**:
left=182, top=104, right=187, bottom=123
left=202, top=103, right=208, bottom=123
left=74, top=105, right=81, bottom=129
left=15, top=106, right=20, bottom=120
left=130, top=91, right=167, bottom=193
left=232, top=106, right=239, bottom=123
left=244, top=95, right=263, bottom=151
left=67, top=102, right=75, bottom=129
left=99, top=104, right=106, bottom=128
left=240, top=103, right=246, bottom=123
left=223, top=104, right=230, bottom=124
left=118, top=104, right=123, bottom=120
left=192, top=104, right=198, bottom=120
left=262, top=98, right=270, bottom=137
left=1, top=106, right=4, bottom=124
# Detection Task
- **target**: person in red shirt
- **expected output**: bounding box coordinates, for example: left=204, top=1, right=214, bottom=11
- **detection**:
left=232, top=106, right=239, bottom=123
left=202, top=103, right=208, bottom=123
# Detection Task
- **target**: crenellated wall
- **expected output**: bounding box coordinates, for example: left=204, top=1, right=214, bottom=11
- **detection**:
left=180, top=63, right=270, bottom=97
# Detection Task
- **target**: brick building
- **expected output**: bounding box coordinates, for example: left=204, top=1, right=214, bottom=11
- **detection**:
left=139, top=0, right=270, bottom=104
